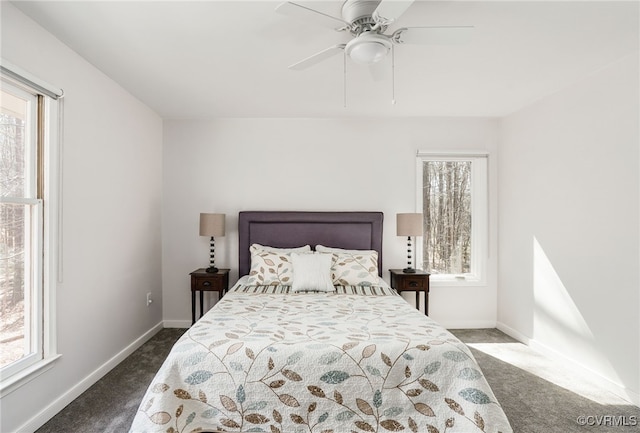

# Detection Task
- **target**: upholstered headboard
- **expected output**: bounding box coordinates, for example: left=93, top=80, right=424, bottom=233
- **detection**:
left=238, top=211, right=384, bottom=277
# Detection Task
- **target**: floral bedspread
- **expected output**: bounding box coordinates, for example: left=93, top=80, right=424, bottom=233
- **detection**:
left=129, top=286, right=512, bottom=433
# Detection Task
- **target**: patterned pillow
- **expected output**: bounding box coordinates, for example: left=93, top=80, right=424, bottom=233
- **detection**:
left=247, top=246, right=295, bottom=286
left=330, top=251, right=379, bottom=286
left=251, top=243, right=311, bottom=253
left=316, top=245, right=373, bottom=254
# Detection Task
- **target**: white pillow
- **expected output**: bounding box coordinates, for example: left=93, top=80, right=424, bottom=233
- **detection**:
left=252, top=243, right=311, bottom=253
left=291, top=252, right=335, bottom=293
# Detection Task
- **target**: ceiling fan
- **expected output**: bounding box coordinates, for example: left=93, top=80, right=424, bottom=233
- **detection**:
left=276, top=0, right=473, bottom=71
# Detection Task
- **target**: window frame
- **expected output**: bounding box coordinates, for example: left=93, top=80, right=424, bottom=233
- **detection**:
left=0, top=64, right=62, bottom=397
left=416, top=151, right=488, bottom=286
left=1, top=83, right=43, bottom=380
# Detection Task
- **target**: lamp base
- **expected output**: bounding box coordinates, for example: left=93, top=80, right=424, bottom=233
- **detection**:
left=403, top=267, right=417, bottom=274
left=205, top=267, right=219, bottom=273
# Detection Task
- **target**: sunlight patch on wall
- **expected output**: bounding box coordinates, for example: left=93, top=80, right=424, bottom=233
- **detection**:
left=533, top=237, right=593, bottom=344
left=532, top=237, right=628, bottom=403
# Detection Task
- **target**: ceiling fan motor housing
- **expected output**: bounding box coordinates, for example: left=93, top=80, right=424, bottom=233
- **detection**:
left=342, top=0, right=388, bottom=35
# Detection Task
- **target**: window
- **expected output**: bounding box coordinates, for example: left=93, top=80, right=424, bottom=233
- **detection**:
left=1, top=64, right=61, bottom=395
left=1, top=81, right=42, bottom=377
left=416, top=152, right=488, bottom=284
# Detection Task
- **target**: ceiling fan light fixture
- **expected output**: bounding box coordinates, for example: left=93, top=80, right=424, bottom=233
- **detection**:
left=345, top=33, right=391, bottom=64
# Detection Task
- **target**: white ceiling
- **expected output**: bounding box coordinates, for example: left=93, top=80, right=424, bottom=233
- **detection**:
left=12, top=0, right=639, bottom=119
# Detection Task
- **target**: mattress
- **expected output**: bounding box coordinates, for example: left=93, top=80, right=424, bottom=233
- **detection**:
left=129, top=279, right=512, bottom=433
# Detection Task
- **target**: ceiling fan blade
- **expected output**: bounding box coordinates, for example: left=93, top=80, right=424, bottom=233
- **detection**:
left=393, top=26, right=474, bottom=45
left=276, top=2, right=349, bottom=30
left=289, top=44, right=346, bottom=70
left=372, top=0, right=415, bottom=26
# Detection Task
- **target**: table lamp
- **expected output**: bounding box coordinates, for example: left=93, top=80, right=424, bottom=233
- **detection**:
left=397, top=213, right=423, bottom=273
left=199, top=213, right=225, bottom=273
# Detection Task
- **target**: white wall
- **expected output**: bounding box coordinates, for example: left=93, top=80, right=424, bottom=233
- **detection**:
left=498, top=53, right=639, bottom=404
left=1, top=4, right=164, bottom=432
left=162, top=117, right=499, bottom=328
left=2, top=3, right=636, bottom=432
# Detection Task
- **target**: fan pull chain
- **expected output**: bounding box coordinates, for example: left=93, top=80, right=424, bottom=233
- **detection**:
left=343, top=52, right=347, bottom=109
left=391, top=46, right=396, bottom=105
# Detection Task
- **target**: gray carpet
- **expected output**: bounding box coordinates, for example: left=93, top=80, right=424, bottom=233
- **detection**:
left=449, top=329, right=639, bottom=433
left=35, top=328, right=186, bottom=433
left=35, top=328, right=639, bottom=433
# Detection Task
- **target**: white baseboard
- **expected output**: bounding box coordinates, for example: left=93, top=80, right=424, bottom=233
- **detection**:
left=17, top=321, right=164, bottom=433
left=163, top=319, right=190, bottom=329
left=442, top=320, right=497, bottom=329
left=529, top=338, right=639, bottom=407
left=496, top=321, right=638, bottom=407
left=495, top=321, right=531, bottom=344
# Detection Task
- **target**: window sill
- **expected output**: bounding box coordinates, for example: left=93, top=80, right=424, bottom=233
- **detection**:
left=429, top=277, right=487, bottom=287
left=0, top=354, right=61, bottom=397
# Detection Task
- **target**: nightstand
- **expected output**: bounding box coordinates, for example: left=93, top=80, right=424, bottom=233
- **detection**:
left=389, top=269, right=430, bottom=315
left=190, top=268, right=230, bottom=324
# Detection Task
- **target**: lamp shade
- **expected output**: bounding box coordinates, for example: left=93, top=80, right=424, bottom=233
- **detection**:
left=199, top=213, right=225, bottom=237
left=396, top=213, right=423, bottom=236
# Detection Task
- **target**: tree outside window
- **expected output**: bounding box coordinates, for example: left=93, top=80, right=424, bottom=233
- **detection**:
left=1, top=81, right=43, bottom=378
left=417, top=153, right=487, bottom=284
left=422, top=160, right=472, bottom=274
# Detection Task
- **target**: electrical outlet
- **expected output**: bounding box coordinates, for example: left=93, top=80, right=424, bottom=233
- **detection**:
left=146, top=292, right=153, bottom=306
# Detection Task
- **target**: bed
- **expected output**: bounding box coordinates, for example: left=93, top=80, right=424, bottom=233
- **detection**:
left=130, top=211, right=512, bottom=433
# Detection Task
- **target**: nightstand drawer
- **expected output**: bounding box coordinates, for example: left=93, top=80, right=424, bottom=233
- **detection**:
left=193, top=276, right=224, bottom=291
left=397, top=276, right=428, bottom=290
